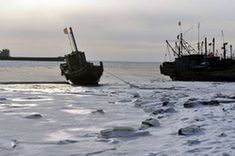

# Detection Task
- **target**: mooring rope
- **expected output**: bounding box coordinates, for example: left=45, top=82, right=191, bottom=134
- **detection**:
left=105, top=70, right=139, bottom=89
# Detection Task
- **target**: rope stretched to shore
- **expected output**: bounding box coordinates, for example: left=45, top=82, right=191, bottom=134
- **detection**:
left=105, top=70, right=139, bottom=88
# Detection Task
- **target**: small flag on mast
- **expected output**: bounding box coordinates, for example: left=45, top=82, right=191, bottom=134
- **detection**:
left=178, top=21, right=181, bottom=26
left=63, top=28, right=68, bottom=34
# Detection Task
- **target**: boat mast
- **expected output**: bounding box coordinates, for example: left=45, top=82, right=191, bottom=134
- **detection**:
left=180, top=33, right=183, bottom=56
left=178, top=21, right=183, bottom=56
left=198, top=23, right=200, bottom=54
left=222, top=43, right=228, bottom=59
left=205, top=37, right=207, bottom=56
left=212, top=38, right=215, bottom=55
left=201, top=41, right=204, bottom=54
left=230, top=45, right=233, bottom=59
left=221, top=31, right=227, bottom=59
left=69, top=27, right=79, bottom=52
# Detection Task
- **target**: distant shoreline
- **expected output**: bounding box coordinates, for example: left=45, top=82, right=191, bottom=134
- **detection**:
left=0, top=56, right=65, bottom=62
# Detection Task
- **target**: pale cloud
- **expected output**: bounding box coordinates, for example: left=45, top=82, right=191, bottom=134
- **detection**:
left=0, top=0, right=234, bottom=61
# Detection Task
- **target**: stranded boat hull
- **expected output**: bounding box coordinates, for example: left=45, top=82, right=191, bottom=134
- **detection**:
left=160, top=55, right=235, bottom=82
left=60, top=27, right=103, bottom=86
left=60, top=51, right=104, bottom=86
left=161, top=63, right=235, bottom=82
left=61, top=62, right=103, bottom=85
left=160, top=25, right=235, bottom=82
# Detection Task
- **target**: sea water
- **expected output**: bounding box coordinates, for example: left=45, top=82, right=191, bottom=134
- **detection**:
left=0, top=61, right=234, bottom=156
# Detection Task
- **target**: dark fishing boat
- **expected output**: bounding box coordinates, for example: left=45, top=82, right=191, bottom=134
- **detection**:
left=160, top=24, right=235, bottom=82
left=0, top=49, right=10, bottom=57
left=60, top=27, right=103, bottom=85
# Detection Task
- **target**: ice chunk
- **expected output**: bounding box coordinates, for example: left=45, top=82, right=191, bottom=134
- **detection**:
left=140, top=118, right=160, bottom=130
left=25, top=113, right=42, bottom=119
left=98, top=126, right=149, bottom=138
left=178, top=125, right=202, bottom=136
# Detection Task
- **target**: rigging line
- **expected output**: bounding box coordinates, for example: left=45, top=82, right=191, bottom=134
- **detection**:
left=105, top=70, right=140, bottom=89
left=164, top=46, right=167, bottom=61
left=183, top=25, right=194, bottom=36
left=167, top=45, right=172, bottom=61
left=165, top=45, right=171, bottom=61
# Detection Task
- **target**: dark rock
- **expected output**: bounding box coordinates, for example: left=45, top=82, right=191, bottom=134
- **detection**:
left=164, top=107, right=176, bottom=113
left=147, top=153, right=158, bottom=156
left=98, top=126, right=149, bottom=138
left=181, top=117, right=189, bottom=121
left=0, top=97, right=7, bottom=101
left=140, top=118, right=160, bottom=130
left=118, top=98, right=131, bottom=103
left=11, top=139, right=18, bottom=148
left=134, top=99, right=147, bottom=107
left=186, top=148, right=200, bottom=153
left=99, top=127, right=135, bottom=138
left=214, top=93, right=228, bottom=99
left=194, top=117, right=205, bottom=122
left=162, top=101, right=175, bottom=107
left=218, top=133, right=227, bottom=137
left=186, top=139, right=200, bottom=146
left=25, top=113, right=42, bottom=119
left=178, top=125, right=202, bottom=136
left=152, top=108, right=176, bottom=115
left=57, top=139, right=78, bottom=145
left=162, top=101, right=169, bottom=106
left=188, top=98, right=198, bottom=101
left=92, top=109, right=105, bottom=114
left=131, top=93, right=140, bottom=98
left=229, top=96, right=235, bottom=99
left=201, top=100, right=219, bottom=106
left=184, top=100, right=220, bottom=108
left=184, top=100, right=198, bottom=108
left=157, top=115, right=164, bottom=119
left=152, top=109, right=165, bottom=115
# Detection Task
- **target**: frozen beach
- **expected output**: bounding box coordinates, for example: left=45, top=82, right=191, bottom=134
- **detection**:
left=0, top=61, right=235, bottom=156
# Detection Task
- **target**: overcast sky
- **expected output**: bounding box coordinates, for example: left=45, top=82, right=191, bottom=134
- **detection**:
left=0, top=0, right=234, bottom=62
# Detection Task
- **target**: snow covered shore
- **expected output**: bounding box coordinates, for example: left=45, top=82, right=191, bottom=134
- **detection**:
left=0, top=62, right=234, bottom=156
